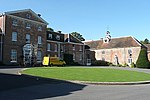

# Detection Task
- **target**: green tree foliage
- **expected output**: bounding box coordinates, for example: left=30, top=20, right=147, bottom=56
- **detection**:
left=47, top=27, right=54, bottom=32
left=63, top=54, right=73, bottom=65
left=140, top=38, right=150, bottom=44
left=70, top=32, right=85, bottom=41
left=136, top=48, right=150, bottom=68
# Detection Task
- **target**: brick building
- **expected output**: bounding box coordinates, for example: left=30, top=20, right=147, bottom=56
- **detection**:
left=0, top=9, right=87, bottom=66
left=85, top=31, right=147, bottom=65
left=64, top=34, right=85, bottom=65
left=0, top=9, right=48, bottom=65
left=0, top=9, right=148, bottom=66
left=46, top=31, right=85, bottom=65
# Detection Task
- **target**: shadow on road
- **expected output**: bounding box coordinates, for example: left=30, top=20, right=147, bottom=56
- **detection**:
left=0, top=73, right=86, bottom=100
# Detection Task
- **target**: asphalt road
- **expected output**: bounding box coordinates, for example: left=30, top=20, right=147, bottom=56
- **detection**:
left=1, top=67, right=150, bottom=100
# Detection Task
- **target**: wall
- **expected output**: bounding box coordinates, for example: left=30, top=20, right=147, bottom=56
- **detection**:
left=93, top=47, right=141, bottom=65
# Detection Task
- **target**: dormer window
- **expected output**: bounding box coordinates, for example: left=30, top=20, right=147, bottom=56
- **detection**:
left=38, top=26, right=42, bottom=31
left=56, top=35, right=60, bottom=40
left=26, top=23, right=31, bottom=29
left=26, top=14, right=31, bottom=19
left=12, top=19, right=18, bottom=26
left=48, top=34, right=52, bottom=39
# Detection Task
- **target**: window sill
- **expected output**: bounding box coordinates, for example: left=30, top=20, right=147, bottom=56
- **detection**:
left=11, top=61, right=17, bottom=63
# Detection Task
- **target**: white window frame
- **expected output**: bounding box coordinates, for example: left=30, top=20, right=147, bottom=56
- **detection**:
left=11, top=49, right=17, bottom=62
left=79, top=45, right=82, bottom=51
left=37, top=50, right=42, bottom=62
left=47, top=43, right=51, bottom=51
left=48, top=34, right=52, bottom=39
left=80, top=54, right=82, bottom=61
left=38, top=26, right=42, bottom=31
left=12, top=19, right=18, bottom=26
left=73, top=53, right=75, bottom=61
left=56, top=35, right=60, bottom=40
left=12, top=32, right=17, bottom=41
left=26, top=33, right=30, bottom=43
left=26, top=23, right=31, bottom=29
left=38, top=36, right=42, bottom=44
left=128, top=58, right=132, bottom=64
left=54, top=44, right=58, bottom=52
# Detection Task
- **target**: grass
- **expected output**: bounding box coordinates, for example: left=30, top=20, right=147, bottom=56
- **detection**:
left=22, top=67, right=150, bottom=82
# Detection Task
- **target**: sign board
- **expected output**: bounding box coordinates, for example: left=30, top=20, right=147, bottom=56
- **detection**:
left=42, top=56, right=50, bottom=66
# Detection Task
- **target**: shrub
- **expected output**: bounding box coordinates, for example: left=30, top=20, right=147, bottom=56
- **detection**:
left=92, top=60, right=109, bottom=66
left=64, top=54, right=73, bottom=65
left=0, top=61, right=5, bottom=66
left=136, top=48, right=150, bottom=68
left=130, top=62, right=136, bottom=68
left=123, top=63, right=129, bottom=67
left=117, top=64, right=123, bottom=67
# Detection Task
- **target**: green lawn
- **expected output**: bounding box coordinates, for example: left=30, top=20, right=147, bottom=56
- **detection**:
left=22, top=67, right=150, bottom=82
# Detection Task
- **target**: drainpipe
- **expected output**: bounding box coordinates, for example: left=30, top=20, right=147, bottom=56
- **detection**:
left=82, top=44, right=85, bottom=65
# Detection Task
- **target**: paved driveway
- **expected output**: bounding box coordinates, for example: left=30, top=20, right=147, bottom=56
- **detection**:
left=1, top=67, right=150, bottom=100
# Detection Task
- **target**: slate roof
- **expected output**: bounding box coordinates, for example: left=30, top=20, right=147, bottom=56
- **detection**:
left=64, top=34, right=83, bottom=44
left=84, top=36, right=144, bottom=50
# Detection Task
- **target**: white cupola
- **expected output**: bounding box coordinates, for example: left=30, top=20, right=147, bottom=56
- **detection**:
left=103, top=31, right=111, bottom=43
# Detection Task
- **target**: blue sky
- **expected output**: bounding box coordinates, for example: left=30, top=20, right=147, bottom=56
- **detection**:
left=0, top=0, right=150, bottom=41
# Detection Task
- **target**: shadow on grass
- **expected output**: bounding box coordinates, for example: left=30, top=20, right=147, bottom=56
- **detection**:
left=0, top=73, right=86, bottom=100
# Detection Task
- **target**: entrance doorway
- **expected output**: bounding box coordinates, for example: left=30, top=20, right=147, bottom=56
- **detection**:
left=23, top=44, right=33, bottom=66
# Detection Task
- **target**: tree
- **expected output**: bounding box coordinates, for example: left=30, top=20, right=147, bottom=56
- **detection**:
left=63, top=54, right=73, bottom=65
left=140, top=38, right=150, bottom=44
left=136, top=48, right=150, bottom=68
left=47, top=27, right=54, bottom=32
left=70, top=32, right=85, bottom=41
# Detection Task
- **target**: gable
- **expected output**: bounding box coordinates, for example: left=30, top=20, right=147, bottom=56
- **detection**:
left=5, top=9, right=48, bottom=24
left=64, top=34, right=83, bottom=44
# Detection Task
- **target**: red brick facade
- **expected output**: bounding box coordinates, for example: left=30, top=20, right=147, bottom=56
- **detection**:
left=0, top=9, right=48, bottom=65
left=46, top=31, right=85, bottom=65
